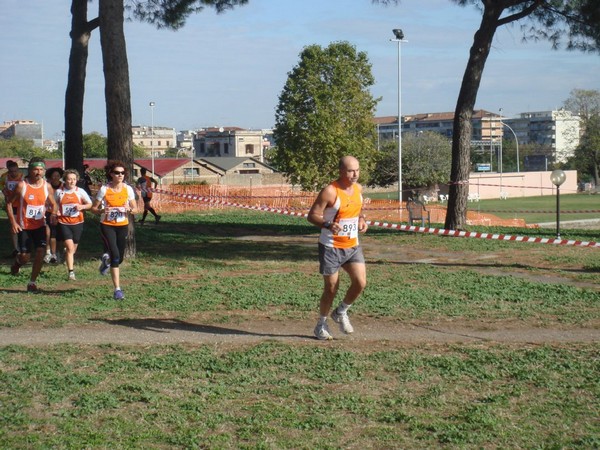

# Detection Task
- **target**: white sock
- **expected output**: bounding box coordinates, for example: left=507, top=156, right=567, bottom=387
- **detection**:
left=318, top=316, right=328, bottom=324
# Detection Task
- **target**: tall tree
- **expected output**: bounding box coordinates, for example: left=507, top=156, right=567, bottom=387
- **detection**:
left=375, top=0, right=600, bottom=229
left=65, top=0, right=99, bottom=174
left=273, top=41, right=379, bottom=190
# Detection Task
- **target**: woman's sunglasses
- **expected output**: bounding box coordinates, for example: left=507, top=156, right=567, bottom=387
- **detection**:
left=112, top=171, right=125, bottom=175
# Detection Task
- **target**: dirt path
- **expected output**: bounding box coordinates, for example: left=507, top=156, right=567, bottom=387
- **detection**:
left=1, top=317, right=598, bottom=347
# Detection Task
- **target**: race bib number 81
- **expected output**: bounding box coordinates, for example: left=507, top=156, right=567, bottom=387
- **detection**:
left=26, top=205, right=44, bottom=220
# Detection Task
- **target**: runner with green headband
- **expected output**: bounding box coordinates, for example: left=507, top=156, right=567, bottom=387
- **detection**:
left=7, top=157, right=59, bottom=293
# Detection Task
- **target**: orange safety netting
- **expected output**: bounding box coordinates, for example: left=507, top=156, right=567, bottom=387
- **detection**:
left=144, top=184, right=531, bottom=228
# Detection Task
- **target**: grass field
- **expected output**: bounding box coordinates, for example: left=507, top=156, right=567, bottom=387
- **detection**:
left=0, top=209, right=598, bottom=448
left=367, top=191, right=600, bottom=224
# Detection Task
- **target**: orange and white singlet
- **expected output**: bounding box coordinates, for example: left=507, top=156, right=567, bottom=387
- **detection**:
left=0, top=171, right=23, bottom=207
left=56, top=186, right=92, bottom=225
left=17, top=179, right=49, bottom=230
left=96, top=184, right=135, bottom=226
left=319, top=181, right=363, bottom=249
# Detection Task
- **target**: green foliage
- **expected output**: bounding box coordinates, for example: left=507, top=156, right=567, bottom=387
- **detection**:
left=132, top=143, right=147, bottom=158
left=566, top=113, right=600, bottom=183
left=272, top=41, right=379, bottom=190
left=128, top=0, right=249, bottom=30
left=370, top=131, right=451, bottom=188
left=82, top=132, right=108, bottom=158
left=0, top=137, right=47, bottom=160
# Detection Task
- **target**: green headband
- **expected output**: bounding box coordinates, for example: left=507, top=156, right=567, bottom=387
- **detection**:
left=29, top=162, right=45, bottom=169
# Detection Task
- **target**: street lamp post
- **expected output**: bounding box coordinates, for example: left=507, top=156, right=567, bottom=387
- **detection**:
left=391, top=28, right=406, bottom=219
left=502, top=122, right=519, bottom=173
left=499, top=108, right=520, bottom=173
left=149, top=101, right=155, bottom=178
left=550, top=169, right=566, bottom=239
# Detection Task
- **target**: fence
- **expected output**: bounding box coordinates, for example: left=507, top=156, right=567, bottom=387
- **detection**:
left=145, top=184, right=528, bottom=228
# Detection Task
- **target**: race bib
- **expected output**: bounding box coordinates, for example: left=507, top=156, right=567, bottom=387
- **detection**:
left=62, top=203, right=80, bottom=217
left=6, top=181, right=17, bottom=191
left=337, top=217, right=359, bottom=239
left=107, top=207, right=127, bottom=223
left=26, top=204, right=44, bottom=220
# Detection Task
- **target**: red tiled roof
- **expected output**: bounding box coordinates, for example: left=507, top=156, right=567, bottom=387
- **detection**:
left=134, top=158, right=193, bottom=178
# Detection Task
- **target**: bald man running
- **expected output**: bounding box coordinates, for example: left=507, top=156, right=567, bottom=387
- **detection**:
left=307, top=155, right=368, bottom=340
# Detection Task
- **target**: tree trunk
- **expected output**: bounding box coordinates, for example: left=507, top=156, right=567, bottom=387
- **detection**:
left=445, top=4, right=502, bottom=230
left=99, top=0, right=133, bottom=168
left=99, top=0, right=136, bottom=257
left=64, top=0, right=98, bottom=174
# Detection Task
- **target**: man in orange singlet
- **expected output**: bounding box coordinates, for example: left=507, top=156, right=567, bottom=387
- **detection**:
left=307, top=156, right=368, bottom=340
left=7, top=157, right=59, bottom=293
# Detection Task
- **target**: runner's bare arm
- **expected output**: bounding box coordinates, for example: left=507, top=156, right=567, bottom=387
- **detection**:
left=307, top=184, right=336, bottom=229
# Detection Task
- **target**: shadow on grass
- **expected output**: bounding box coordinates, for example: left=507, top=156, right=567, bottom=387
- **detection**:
left=93, top=317, right=311, bottom=339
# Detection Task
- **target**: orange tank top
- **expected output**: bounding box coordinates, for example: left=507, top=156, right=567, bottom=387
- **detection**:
left=18, top=179, right=48, bottom=230
left=319, top=181, right=363, bottom=249
left=99, top=184, right=132, bottom=226
left=57, top=187, right=87, bottom=225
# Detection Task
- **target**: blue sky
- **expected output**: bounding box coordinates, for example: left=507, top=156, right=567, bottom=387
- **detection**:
left=1, top=0, right=599, bottom=141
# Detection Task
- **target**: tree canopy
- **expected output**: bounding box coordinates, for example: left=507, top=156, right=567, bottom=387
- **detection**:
left=370, top=132, right=451, bottom=189
left=272, top=41, right=379, bottom=190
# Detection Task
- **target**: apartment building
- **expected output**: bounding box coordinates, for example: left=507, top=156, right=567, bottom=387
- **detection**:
left=132, top=125, right=177, bottom=156
left=503, top=110, right=581, bottom=163
left=375, top=108, right=581, bottom=164
left=375, top=110, right=504, bottom=142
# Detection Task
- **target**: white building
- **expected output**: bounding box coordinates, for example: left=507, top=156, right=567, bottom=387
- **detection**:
left=504, top=110, right=581, bottom=163
left=193, top=127, right=272, bottom=163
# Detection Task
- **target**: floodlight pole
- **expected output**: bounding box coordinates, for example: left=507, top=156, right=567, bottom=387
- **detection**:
left=391, top=29, right=407, bottom=220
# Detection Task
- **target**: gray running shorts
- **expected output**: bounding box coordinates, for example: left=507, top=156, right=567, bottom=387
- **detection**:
left=318, top=243, right=365, bottom=276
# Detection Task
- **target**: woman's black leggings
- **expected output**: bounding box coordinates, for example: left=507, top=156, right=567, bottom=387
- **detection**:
left=100, top=224, right=127, bottom=267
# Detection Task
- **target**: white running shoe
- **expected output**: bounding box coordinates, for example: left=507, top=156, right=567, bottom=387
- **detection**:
left=314, top=321, right=333, bottom=340
left=68, top=271, right=76, bottom=281
left=331, top=308, right=354, bottom=334
left=43, top=253, right=52, bottom=264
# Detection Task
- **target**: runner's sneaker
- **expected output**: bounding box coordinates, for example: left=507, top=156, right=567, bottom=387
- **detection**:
left=49, top=254, right=58, bottom=264
left=155, top=215, right=161, bottom=224
left=43, top=253, right=52, bottom=263
left=331, top=308, right=354, bottom=334
left=113, top=289, right=124, bottom=300
left=314, top=321, right=333, bottom=340
left=99, top=253, right=111, bottom=276
left=27, top=282, right=39, bottom=293
left=10, top=262, right=21, bottom=275
left=68, top=271, right=76, bottom=281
